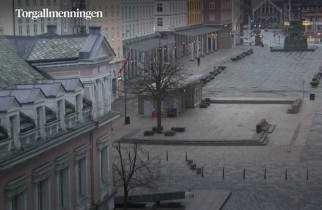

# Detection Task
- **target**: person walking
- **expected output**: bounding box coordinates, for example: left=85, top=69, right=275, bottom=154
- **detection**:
left=269, top=43, right=273, bottom=50
left=197, top=57, right=200, bottom=66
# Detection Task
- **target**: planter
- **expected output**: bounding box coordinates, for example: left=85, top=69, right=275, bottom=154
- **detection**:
left=218, top=65, right=226, bottom=70
left=310, top=81, right=320, bottom=87
left=144, top=131, right=155, bottom=136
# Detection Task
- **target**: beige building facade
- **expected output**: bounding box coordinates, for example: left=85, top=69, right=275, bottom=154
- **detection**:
left=90, top=0, right=123, bottom=61
left=0, top=0, right=14, bottom=35
left=187, top=0, right=202, bottom=26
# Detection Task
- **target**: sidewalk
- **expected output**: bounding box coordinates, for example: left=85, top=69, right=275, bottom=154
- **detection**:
left=111, top=45, right=252, bottom=141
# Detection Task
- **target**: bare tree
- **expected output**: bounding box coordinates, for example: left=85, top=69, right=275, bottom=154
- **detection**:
left=128, top=50, right=186, bottom=132
left=113, top=143, right=160, bottom=210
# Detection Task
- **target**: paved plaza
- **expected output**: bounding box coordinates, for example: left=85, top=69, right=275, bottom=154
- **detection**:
left=112, top=30, right=322, bottom=209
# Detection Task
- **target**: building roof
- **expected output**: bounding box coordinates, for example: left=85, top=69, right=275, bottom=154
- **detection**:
left=0, top=89, right=44, bottom=104
left=27, top=36, right=87, bottom=62
left=16, top=83, right=64, bottom=98
left=0, top=96, right=18, bottom=112
left=0, top=37, right=45, bottom=90
left=36, top=78, right=83, bottom=92
left=124, top=38, right=176, bottom=51
left=175, top=26, right=220, bottom=37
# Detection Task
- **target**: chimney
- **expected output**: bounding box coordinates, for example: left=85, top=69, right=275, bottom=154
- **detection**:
left=47, top=24, right=57, bottom=34
left=89, top=26, right=101, bottom=35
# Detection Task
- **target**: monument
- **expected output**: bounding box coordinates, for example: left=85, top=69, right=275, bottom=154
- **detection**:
left=283, top=21, right=308, bottom=50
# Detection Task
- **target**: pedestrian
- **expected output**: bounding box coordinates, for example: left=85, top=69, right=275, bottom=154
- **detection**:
left=197, top=57, right=200, bottom=66
left=269, top=43, right=272, bottom=50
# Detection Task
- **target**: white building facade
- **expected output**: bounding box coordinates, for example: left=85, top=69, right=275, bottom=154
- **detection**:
left=154, top=0, right=188, bottom=32
left=122, top=0, right=155, bottom=40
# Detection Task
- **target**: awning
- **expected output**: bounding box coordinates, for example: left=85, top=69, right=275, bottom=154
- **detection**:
left=175, top=26, right=220, bottom=37
left=124, top=38, right=175, bottom=52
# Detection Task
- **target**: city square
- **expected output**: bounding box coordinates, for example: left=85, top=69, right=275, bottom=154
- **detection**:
left=0, top=0, right=322, bottom=209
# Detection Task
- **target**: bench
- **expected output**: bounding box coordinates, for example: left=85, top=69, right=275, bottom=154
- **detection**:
left=199, top=104, right=208, bottom=108
left=288, top=99, right=302, bottom=114
left=187, top=160, right=193, bottom=165
left=256, top=119, right=267, bottom=133
left=164, top=130, right=176, bottom=136
left=144, top=131, right=155, bottom=136
left=171, top=127, right=186, bottom=132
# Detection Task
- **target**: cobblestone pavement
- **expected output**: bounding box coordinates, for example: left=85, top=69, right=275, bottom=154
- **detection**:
left=112, top=33, right=322, bottom=209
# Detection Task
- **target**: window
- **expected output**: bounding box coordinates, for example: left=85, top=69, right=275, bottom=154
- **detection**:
left=105, top=27, right=109, bottom=39
left=63, top=19, right=67, bottom=31
left=117, top=26, right=120, bottom=38
left=58, top=168, right=70, bottom=209
left=19, top=25, right=22, bottom=35
left=26, top=25, right=30, bottom=35
left=18, top=0, right=22, bottom=6
left=6, top=175, right=29, bottom=210
left=117, top=5, right=120, bottom=17
left=101, top=146, right=109, bottom=183
left=209, top=14, right=215, bottom=21
left=26, top=0, right=30, bottom=6
left=33, top=162, right=52, bottom=210
left=111, top=5, right=114, bottom=17
left=47, top=0, right=50, bottom=5
left=78, top=158, right=87, bottom=196
left=34, top=20, right=37, bottom=34
left=157, top=18, right=163, bottom=26
left=157, top=3, right=163, bottom=12
left=12, top=192, right=25, bottom=210
left=40, top=0, right=43, bottom=5
left=33, top=0, right=36, bottom=5
left=209, top=2, right=215, bottom=9
left=105, top=5, right=108, bottom=18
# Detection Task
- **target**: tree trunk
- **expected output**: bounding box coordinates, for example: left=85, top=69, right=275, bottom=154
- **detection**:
left=123, top=184, right=128, bottom=210
left=156, top=97, right=162, bottom=132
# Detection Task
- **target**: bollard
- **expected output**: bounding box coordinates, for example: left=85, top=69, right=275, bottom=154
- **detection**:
left=264, top=168, right=266, bottom=180
left=285, top=169, right=287, bottom=180
left=222, top=167, right=225, bottom=178
left=243, top=168, right=245, bottom=180
left=185, top=152, right=187, bottom=162
left=166, top=151, right=168, bottom=161
left=202, top=166, right=204, bottom=177
left=307, top=169, right=309, bottom=181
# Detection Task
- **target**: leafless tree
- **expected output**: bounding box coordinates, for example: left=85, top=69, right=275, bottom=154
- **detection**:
left=113, top=143, right=161, bottom=210
left=128, top=50, right=186, bottom=131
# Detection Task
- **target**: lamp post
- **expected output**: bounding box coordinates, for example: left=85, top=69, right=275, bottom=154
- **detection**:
left=123, top=30, right=131, bottom=125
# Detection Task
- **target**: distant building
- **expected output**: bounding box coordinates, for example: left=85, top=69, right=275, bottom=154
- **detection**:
left=90, top=0, right=123, bottom=61
left=0, top=0, right=88, bottom=36
left=187, top=0, right=202, bottom=26
left=202, top=0, right=234, bottom=49
left=0, top=35, right=119, bottom=209
left=8, top=25, right=119, bottom=120
left=0, top=0, right=14, bottom=35
left=299, top=0, right=322, bottom=41
left=154, top=0, right=188, bottom=32
left=252, top=0, right=283, bottom=28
